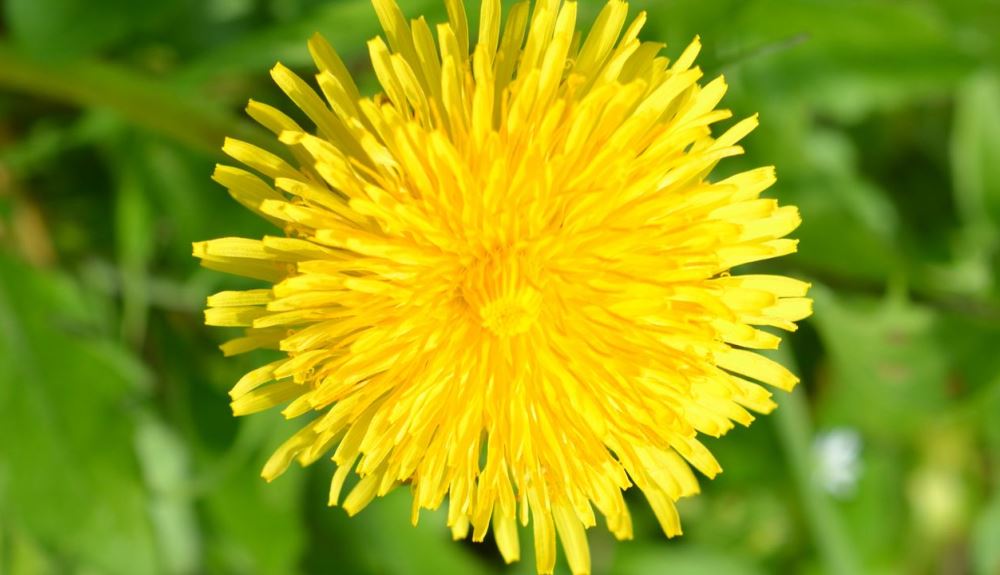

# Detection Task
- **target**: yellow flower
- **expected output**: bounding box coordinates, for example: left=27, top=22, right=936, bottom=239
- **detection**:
left=194, top=0, right=811, bottom=573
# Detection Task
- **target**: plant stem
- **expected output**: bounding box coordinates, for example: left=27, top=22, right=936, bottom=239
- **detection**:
left=771, top=346, right=862, bottom=575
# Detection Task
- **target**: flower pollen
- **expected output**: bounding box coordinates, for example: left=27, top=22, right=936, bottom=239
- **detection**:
left=464, top=249, right=543, bottom=337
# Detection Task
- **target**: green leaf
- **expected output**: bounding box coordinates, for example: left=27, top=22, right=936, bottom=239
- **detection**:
left=134, top=413, right=201, bottom=575
left=179, top=0, right=442, bottom=85
left=738, top=0, right=977, bottom=118
left=950, top=72, right=1000, bottom=295
left=769, top=347, right=863, bottom=575
left=781, top=129, right=902, bottom=283
left=809, top=285, right=950, bottom=438
left=349, top=489, right=496, bottom=575
left=0, top=44, right=262, bottom=155
left=837, top=442, right=905, bottom=567
left=302, top=464, right=502, bottom=574
left=201, top=414, right=307, bottom=575
left=0, top=255, right=159, bottom=574
left=952, top=74, right=1000, bottom=228
left=112, top=135, right=156, bottom=347
left=3, top=0, right=178, bottom=59
left=613, top=545, right=766, bottom=575
left=972, top=495, right=1000, bottom=575
left=0, top=527, right=60, bottom=575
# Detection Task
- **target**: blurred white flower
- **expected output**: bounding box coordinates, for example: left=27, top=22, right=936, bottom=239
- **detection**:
left=813, top=428, right=863, bottom=498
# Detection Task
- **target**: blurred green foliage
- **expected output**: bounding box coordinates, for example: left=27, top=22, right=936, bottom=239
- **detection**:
left=1, top=0, right=999, bottom=573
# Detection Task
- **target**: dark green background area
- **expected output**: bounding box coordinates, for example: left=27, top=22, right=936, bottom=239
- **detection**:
left=1, top=0, right=998, bottom=573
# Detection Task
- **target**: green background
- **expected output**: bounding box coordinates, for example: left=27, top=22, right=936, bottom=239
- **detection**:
left=1, top=0, right=999, bottom=573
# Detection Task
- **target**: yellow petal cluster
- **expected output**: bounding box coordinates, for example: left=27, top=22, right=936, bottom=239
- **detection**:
left=194, top=1, right=812, bottom=573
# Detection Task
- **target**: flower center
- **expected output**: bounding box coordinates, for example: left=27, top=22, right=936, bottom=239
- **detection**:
left=462, top=250, right=543, bottom=338
left=479, top=288, right=542, bottom=337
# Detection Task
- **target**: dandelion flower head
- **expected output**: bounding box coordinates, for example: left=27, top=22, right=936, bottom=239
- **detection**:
left=194, top=0, right=812, bottom=573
